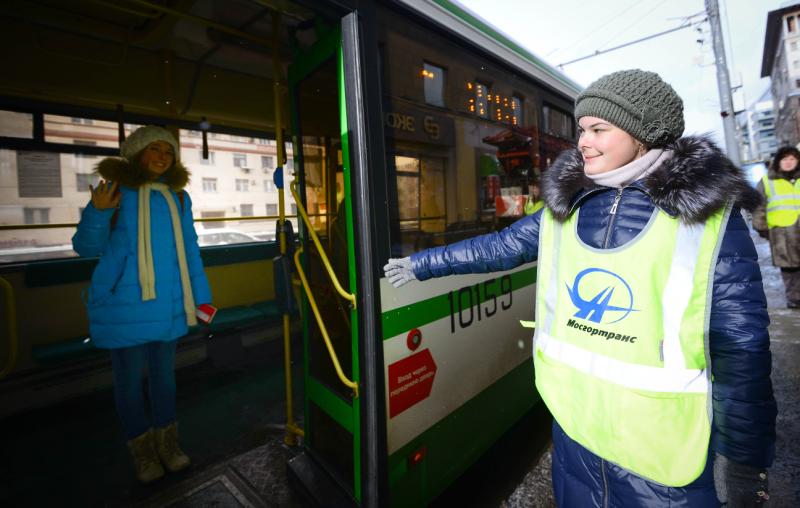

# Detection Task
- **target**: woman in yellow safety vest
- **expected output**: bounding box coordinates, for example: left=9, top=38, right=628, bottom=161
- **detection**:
left=384, top=69, right=776, bottom=507
left=524, top=180, right=544, bottom=215
left=753, top=146, right=800, bottom=308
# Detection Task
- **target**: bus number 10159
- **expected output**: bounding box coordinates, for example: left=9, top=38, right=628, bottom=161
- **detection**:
left=446, top=275, right=512, bottom=333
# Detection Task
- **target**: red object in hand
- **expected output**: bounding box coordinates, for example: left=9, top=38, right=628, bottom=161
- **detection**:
left=196, top=304, right=217, bottom=324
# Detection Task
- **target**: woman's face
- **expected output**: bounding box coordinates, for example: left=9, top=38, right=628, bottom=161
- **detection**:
left=779, top=154, right=799, bottom=172
left=139, top=141, right=175, bottom=176
left=578, top=116, right=642, bottom=174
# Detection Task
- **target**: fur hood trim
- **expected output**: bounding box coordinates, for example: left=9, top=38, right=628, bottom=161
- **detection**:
left=542, top=134, right=762, bottom=224
left=766, top=164, right=800, bottom=181
left=95, top=157, right=189, bottom=191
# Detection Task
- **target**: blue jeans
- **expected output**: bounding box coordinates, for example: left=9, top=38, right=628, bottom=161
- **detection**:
left=110, top=340, right=177, bottom=439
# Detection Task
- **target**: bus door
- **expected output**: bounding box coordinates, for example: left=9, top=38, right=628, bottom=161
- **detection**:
left=286, top=13, right=386, bottom=507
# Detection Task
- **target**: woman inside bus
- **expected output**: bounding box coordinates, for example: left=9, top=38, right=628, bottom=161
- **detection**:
left=752, top=145, right=800, bottom=309
left=385, top=70, right=776, bottom=507
left=72, top=126, right=212, bottom=484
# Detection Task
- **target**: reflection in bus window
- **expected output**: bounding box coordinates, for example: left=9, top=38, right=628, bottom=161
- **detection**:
left=378, top=8, right=576, bottom=257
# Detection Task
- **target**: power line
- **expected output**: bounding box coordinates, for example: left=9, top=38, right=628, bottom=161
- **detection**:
left=596, top=0, right=668, bottom=51
left=546, top=0, right=642, bottom=57
left=557, top=18, right=706, bottom=68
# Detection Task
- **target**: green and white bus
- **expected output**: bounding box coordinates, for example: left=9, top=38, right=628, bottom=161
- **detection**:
left=0, top=0, right=579, bottom=506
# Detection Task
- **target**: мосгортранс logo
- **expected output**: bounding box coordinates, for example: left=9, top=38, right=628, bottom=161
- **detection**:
left=566, top=268, right=638, bottom=324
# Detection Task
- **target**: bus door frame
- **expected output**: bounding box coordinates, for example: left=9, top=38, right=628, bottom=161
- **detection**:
left=287, top=4, right=389, bottom=507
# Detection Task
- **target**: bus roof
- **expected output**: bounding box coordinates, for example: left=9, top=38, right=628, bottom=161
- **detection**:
left=396, top=0, right=583, bottom=99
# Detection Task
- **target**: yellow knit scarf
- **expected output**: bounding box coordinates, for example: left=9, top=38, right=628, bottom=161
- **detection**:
left=137, top=182, right=197, bottom=326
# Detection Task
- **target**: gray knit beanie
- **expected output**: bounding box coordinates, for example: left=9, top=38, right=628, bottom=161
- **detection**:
left=120, top=125, right=180, bottom=161
left=574, top=69, right=684, bottom=146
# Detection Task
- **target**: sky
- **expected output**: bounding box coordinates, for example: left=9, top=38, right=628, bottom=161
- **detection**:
left=458, top=0, right=792, bottom=155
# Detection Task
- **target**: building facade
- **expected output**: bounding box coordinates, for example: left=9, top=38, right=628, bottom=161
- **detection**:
left=744, top=88, right=778, bottom=162
left=761, top=3, right=800, bottom=147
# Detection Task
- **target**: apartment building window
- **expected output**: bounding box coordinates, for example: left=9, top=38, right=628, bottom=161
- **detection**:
left=240, top=204, right=254, bottom=219
left=788, top=15, right=796, bottom=33
left=199, top=151, right=216, bottom=165
left=261, top=155, right=275, bottom=170
left=202, top=177, right=218, bottom=192
left=266, top=204, right=278, bottom=216
left=290, top=204, right=297, bottom=215
left=264, top=179, right=275, bottom=192
left=423, top=62, right=445, bottom=107
left=233, top=153, right=247, bottom=168
left=24, top=207, right=50, bottom=224
left=201, top=211, right=225, bottom=229
left=75, top=173, right=97, bottom=192
left=792, top=41, right=798, bottom=51
left=235, top=179, right=249, bottom=192
left=71, top=117, right=94, bottom=125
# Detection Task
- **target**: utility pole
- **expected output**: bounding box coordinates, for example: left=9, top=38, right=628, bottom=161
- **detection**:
left=705, top=0, right=741, bottom=166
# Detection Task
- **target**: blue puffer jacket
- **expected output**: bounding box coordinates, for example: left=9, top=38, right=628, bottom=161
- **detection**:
left=411, top=136, right=777, bottom=506
left=72, top=160, right=211, bottom=349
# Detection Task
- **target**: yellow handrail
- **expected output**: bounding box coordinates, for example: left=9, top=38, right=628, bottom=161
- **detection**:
left=289, top=179, right=357, bottom=309
left=0, top=277, right=19, bottom=381
left=294, top=247, right=359, bottom=398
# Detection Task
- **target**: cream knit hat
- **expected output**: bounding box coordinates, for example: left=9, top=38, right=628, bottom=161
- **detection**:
left=120, top=126, right=179, bottom=161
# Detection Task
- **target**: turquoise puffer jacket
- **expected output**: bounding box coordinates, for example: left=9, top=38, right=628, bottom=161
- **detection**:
left=73, top=186, right=211, bottom=348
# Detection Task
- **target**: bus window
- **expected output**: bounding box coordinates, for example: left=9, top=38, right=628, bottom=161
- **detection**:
left=378, top=8, right=575, bottom=257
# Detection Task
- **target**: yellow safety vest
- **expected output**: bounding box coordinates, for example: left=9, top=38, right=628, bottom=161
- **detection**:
left=762, top=174, right=800, bottom=228
left=533, top=204, right=730, bottom=486
left=524, top=197, right=544, bottom=215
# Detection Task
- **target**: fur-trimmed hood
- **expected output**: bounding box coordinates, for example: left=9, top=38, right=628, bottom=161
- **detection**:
left=766, top=164, right=800, bottom=181
left=95, top=157, right=190, bottom=191
left=542, top=134, right=762, bottom=224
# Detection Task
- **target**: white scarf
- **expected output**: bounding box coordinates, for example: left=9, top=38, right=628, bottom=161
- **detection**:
left=585, top=148, right=673, bottom=188
left=137, top=182, right=197, bottom=326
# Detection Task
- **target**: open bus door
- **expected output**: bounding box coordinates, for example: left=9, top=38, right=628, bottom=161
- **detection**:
left=285, top=11, right=387, bottom=508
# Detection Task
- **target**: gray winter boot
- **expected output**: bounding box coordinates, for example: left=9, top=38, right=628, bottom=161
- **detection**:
left=155, top=422, right=191, bottom=473
left=127, top=429, right=165, bottom=483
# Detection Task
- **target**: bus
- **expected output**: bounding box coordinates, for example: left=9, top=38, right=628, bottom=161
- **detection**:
left=0, top=1, right=579, bottom=506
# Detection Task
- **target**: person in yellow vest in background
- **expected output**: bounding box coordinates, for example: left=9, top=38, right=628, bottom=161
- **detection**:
left=752, top=146, right=800, bottom=309
left=385, top=70, right=777, bottom=507
left=524, top=179, right=544, bottom=215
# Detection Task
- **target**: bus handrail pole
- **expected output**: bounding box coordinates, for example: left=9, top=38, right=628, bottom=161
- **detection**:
left=0, top=277, right=19, bottom=381
left=289, top=179, right=357, bottom=308
left=293, top=247, right=358, bottom=397
left=271, top=10, right=303, bottom=446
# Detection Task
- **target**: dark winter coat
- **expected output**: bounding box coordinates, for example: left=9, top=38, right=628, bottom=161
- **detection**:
left=752, top=165, right=800, bottom=267
left=72, top=158, right=211, bottom=348
left=410, top=135, right=776, bottom=506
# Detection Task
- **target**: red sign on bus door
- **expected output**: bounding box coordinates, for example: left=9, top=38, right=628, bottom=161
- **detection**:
left=387, top=348, right=437, bottom=418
